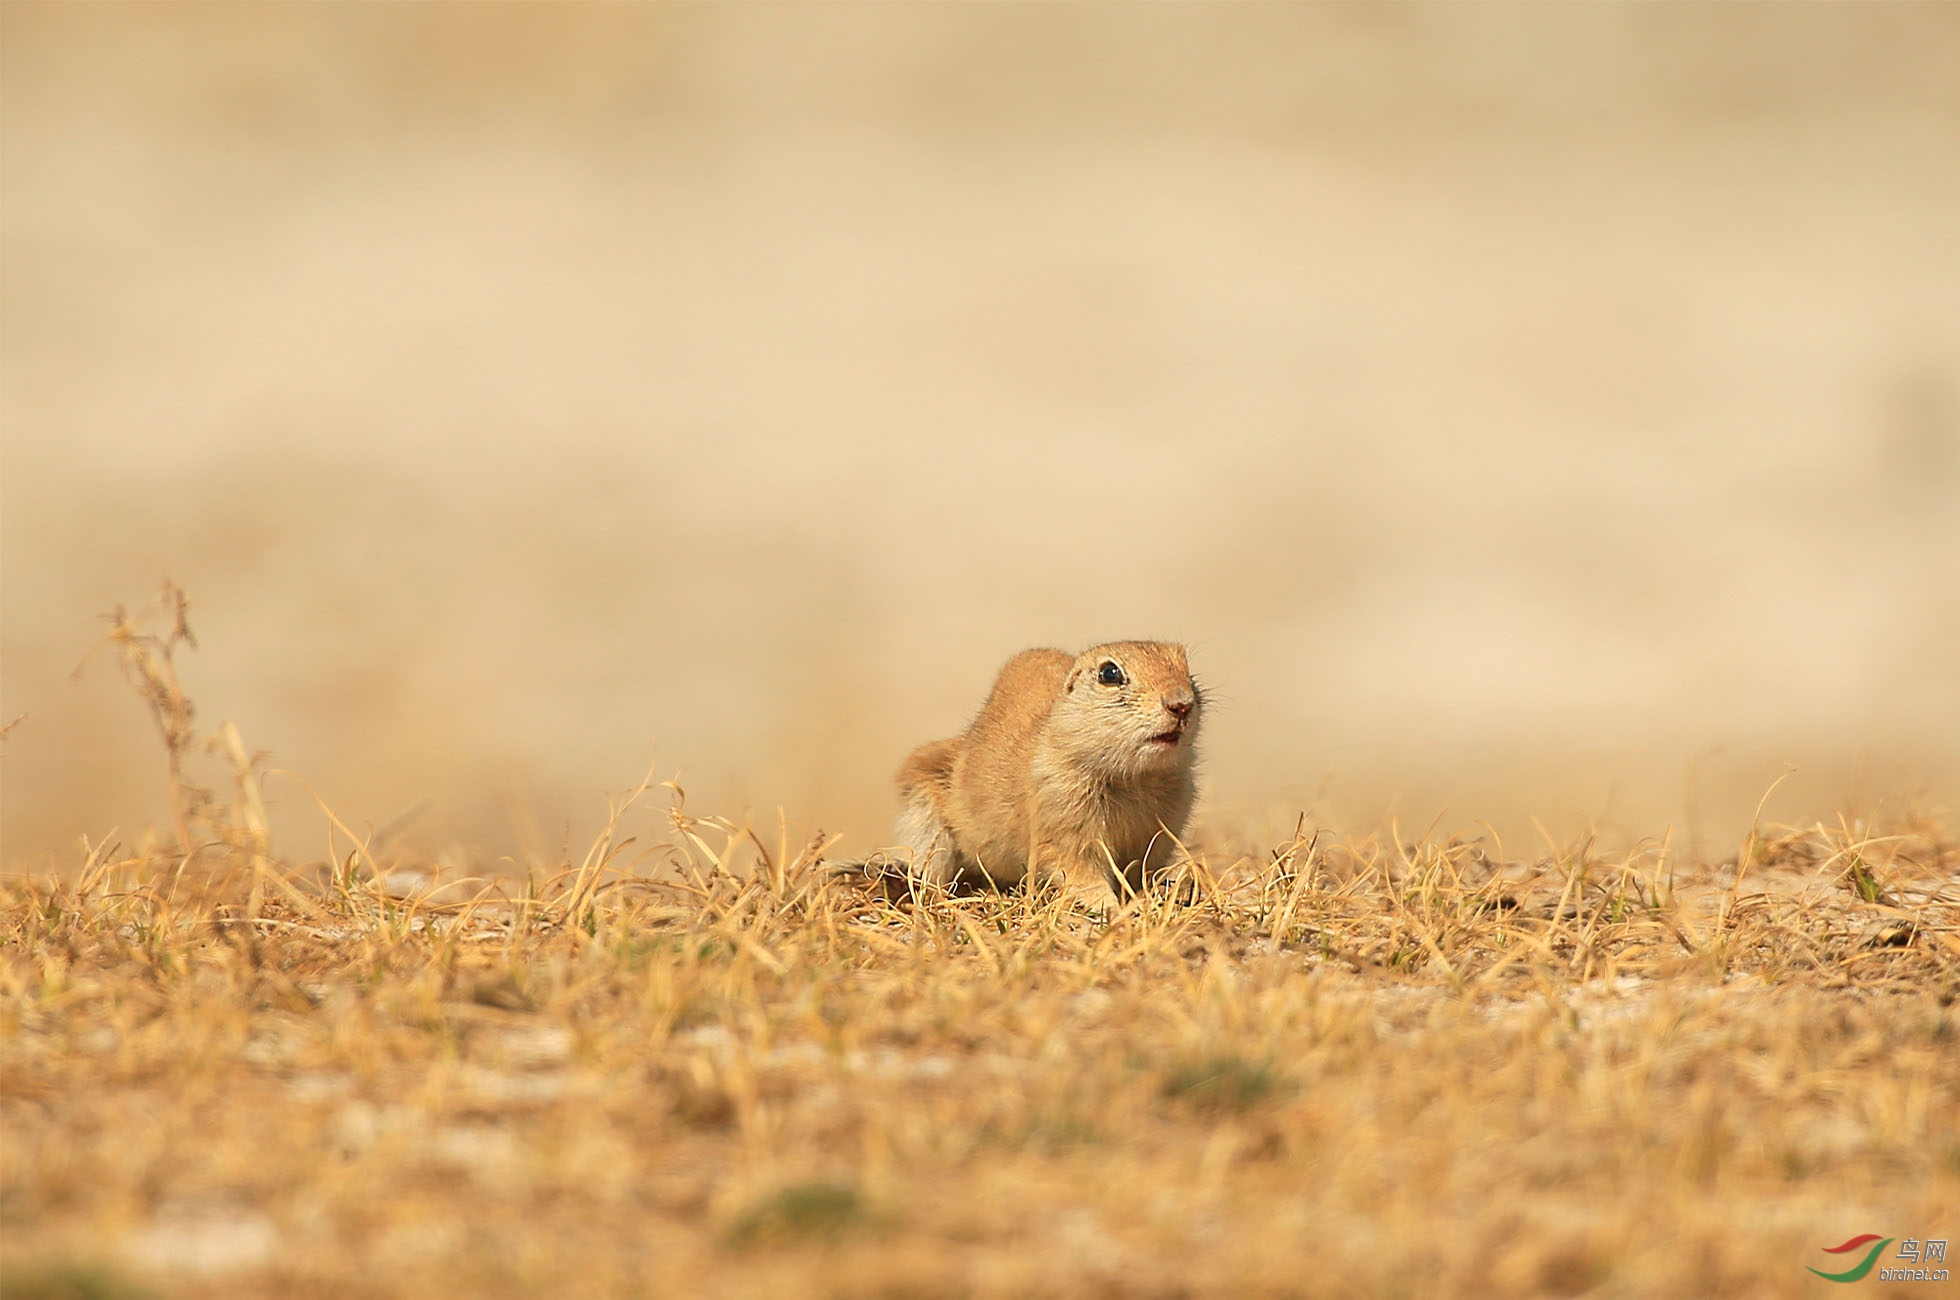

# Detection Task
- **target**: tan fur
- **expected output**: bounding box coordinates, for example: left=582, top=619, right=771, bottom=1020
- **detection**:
left=895, top=641, right=1201, bottom=900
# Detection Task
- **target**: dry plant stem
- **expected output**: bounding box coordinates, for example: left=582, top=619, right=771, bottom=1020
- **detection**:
left=79, top=584, right=208, bottom=857
left=75, top=585, right=288, bottom=915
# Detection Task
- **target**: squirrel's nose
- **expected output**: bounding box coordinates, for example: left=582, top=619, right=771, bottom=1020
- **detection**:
left=1165, top=696, right=1193, bottom=721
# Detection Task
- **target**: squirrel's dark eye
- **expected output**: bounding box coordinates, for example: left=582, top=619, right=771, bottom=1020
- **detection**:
left=1097, top=661, right=1126, bottom=687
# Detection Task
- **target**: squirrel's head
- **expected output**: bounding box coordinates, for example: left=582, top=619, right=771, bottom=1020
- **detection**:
left=1058, top=641, right=1201, bottom=775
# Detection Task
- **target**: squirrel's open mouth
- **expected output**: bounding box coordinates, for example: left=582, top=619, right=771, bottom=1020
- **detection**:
left=1147, top=730, right=1182, bottom=747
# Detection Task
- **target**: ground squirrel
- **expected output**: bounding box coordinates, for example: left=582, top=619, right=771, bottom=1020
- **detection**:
left=893, top=641, right=1201, bottom=900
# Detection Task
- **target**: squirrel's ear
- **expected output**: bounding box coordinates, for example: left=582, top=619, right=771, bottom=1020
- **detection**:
left=1064, top=667, right=1081, bottom=693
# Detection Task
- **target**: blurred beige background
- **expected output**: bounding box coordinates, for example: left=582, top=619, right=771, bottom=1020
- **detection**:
left=4, top=4, right=1957, bottom=871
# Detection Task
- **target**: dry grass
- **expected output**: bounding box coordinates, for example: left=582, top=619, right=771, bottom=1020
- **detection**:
left=3, top=597, right=1958, bottom=1298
